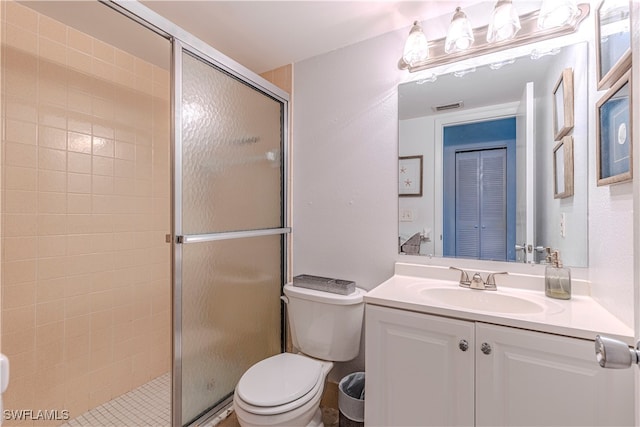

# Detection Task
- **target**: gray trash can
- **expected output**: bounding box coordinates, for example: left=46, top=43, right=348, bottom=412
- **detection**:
left=338, top=372, right=365, bottom=427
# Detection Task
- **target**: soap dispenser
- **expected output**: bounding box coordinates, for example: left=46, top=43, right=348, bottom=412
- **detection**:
left=545, top=249, right=571, bottom=300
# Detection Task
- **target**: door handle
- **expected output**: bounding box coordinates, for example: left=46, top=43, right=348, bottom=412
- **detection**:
left=595, top=335, right=640, bottom=369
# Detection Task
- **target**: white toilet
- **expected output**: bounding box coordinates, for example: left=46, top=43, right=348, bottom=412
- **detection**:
left=233, top=283, right=366, bottom=427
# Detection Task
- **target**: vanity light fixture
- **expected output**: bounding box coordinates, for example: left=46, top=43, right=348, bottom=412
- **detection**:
left=444, top=7, right=475, bottom=53
left=530, top=47, right=561, bottom=60
left=398, top=3, right=590, bottom=73
left=489, top=58, right=516, bottom=70
left=453, top=67, right=476, bottom=78
left=401, top=21, right=430, bottom=67
left=487, top=0, right=521, bottom=43
left=537, top=0, right=581, bottom=29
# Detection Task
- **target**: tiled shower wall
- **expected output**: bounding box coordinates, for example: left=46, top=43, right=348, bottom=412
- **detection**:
left=0, top=1, right=171, bottom=424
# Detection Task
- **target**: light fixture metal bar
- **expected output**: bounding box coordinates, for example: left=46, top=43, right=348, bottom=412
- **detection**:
left=400, top=3, right=589, bottom=73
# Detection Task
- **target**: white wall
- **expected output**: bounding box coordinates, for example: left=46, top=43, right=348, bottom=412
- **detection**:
left=534, top=42, right=589, bottom=267
left=292, top=31, right=402, bottom=378
left=398, top=117, right=435, bottom=256
left=292, top=0, right=635, bottom=376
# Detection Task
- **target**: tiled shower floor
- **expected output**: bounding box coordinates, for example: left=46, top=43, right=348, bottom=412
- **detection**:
left=62, top=373, right=171, bottom=427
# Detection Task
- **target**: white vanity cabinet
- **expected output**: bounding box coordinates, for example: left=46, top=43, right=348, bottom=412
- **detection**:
left=365, top=304, right=633, bottom=427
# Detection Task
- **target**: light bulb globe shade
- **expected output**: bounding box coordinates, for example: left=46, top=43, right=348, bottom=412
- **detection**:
left=444, top=7, right=475, bottom=54
left=537, top=0, right=580, bottom=29
left=487, top=0, right=521, bottom=43
left=402, top=21, right=429, bottom=66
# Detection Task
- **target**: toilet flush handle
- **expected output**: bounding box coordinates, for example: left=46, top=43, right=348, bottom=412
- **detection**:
left=280, top=295, right=289, bottom=304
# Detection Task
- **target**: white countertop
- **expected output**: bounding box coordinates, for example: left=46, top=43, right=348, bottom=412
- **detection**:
left=365, top=263, right=634, bottom=345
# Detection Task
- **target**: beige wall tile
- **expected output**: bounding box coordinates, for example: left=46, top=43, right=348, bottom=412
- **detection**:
left=68, top=89, right=92, bottom=115
left=67, top=27, right=92, bottom=54
left=67, top=48, right=92, bottom=74
left=2, top=305, right=36, bottom=334
left=37, top=214, right=67, bottom=235
left=38, top=256, right=67, bottom=280
left=114, top=48, right=134, bottom=72
left=67, top=193, right=92, bottom=214
left=6, top=1, right=38, bottom=32
left=39, top=36, right=66, bottom=64
left=92, top=39, right=114, bottom=64
left=36, top=277, right=65, bottom=303
left=5, top=95, right=38, bottom=123
left=5, top=166, right=37, bottom=191
left=93, top=137, right=114, bottom=157
left=5, top=142, right=37, bottom=168
left=2, top=328, right=36, bottom=356
left=5, top=190, right=37, bottom=213
left=68, top=131, right=92, bottom=154
left=4, top=261, right=37, bottom=285
left=37, top=235, right=66, bottom=258
left=67, top=173, right=92, bottom=194
left=38, top=169, right=67, bottom=193
left=6, top=350, right=36, bottom=380
left=68, top=115, right=92, bottom=135
left=3, top=3, right=171, bottom=417
left=38, top=147, right=67, bottom=171
left=68, top=152, right=92, bottom=174
left=5, top=22, right=37, bottom=53
left=3, top=236, right=37, bottom=261
left=5, top=118, right=37, bottom=145
left=38, top=14, right=66, bottom=42
left=38, top=191, right=67, bottom=214
left=36, top=301, right=64, bottom=326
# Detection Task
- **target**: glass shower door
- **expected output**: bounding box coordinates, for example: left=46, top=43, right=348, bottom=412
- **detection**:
left=174, top=46, right=289, bottom=425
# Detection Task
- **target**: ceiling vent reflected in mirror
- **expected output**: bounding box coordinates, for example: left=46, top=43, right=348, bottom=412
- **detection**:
left=433, top=101, right=464, bottom=112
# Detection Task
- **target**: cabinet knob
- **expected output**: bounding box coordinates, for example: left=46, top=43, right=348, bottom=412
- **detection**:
left=459, top=339, right=469, bottom=352
left=481, top=342, right=492, bottom=355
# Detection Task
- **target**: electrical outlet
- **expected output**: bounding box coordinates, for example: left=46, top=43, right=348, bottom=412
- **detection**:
left=400, top=209, right=414, bottom=222
left=560, top=213, right=566, bottom=237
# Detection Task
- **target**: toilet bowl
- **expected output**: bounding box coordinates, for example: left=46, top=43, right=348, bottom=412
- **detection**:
left=234, top=353, right=333, bottom=427
left=233, top=284, right=366, bottom=427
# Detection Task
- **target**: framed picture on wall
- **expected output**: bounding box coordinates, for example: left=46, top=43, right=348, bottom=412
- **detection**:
left=552, top=68, right=574, bottom=141
left=596, top=70, right=632, bottom=186
left=595, top=0, right=631, bottom=90
left=399, top=155, right=423, bottom=197
left=553, top=136, right=574, bottom=199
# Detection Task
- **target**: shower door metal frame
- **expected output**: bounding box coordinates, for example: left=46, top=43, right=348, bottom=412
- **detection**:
left=98, top=2, right=291, bottom=426
left=172, top=40, right=290, bottom=426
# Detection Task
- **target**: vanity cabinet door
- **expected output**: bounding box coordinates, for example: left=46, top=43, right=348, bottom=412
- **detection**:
left=365, top=305, right=474, bottom=427
left=475, top=323, right=634, bottom=427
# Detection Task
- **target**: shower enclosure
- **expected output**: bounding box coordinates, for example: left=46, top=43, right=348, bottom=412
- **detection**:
left=174, top=43, right=288, bottom=425
left=0, top=1, right=289, bottom=426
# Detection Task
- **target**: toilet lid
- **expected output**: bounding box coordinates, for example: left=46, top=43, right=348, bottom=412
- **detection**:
left=237, top=353, right=323, bottom=407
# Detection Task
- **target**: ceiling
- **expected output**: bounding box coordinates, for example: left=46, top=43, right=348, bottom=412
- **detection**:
left=22, top=0, right=547, bottom=76
left=139, top=1, right=488, bottom=73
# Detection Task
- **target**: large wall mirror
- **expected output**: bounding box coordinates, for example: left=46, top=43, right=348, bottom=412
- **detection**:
left=398, top=41, right=588, bottom=267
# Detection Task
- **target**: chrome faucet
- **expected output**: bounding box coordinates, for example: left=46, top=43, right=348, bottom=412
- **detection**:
left=449, top=267, right=508, bottom=291
left=449, top=267, right=470, bottom=287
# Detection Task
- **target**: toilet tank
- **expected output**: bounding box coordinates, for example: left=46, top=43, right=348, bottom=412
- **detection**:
left=283, top=284, right=366, bottom=362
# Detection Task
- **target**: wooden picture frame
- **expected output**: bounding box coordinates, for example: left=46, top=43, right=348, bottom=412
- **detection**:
left=552, top=68, right=574, bottom=141
left=399, top=155, right=423, bottom=197
left=596, top=70, right=632, bottom=186
left=553, top=136, right=574, bottom=199
left=595, top=0, right=631, bottom=90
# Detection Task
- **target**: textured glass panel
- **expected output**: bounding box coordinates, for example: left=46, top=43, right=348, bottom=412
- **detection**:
left=182, top=52, right=284, bottom=234
left=181, top=235, right=282, bottom=424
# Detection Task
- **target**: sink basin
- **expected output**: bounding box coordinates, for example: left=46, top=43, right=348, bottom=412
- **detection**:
left=419, top=287, right=545, bottom=314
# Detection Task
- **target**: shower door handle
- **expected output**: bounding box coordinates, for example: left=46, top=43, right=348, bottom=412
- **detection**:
left=175, top=228, right=291, bottom=244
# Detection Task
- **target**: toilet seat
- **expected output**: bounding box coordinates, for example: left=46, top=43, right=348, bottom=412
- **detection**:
left=235, top=353, right=324, bottom=416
